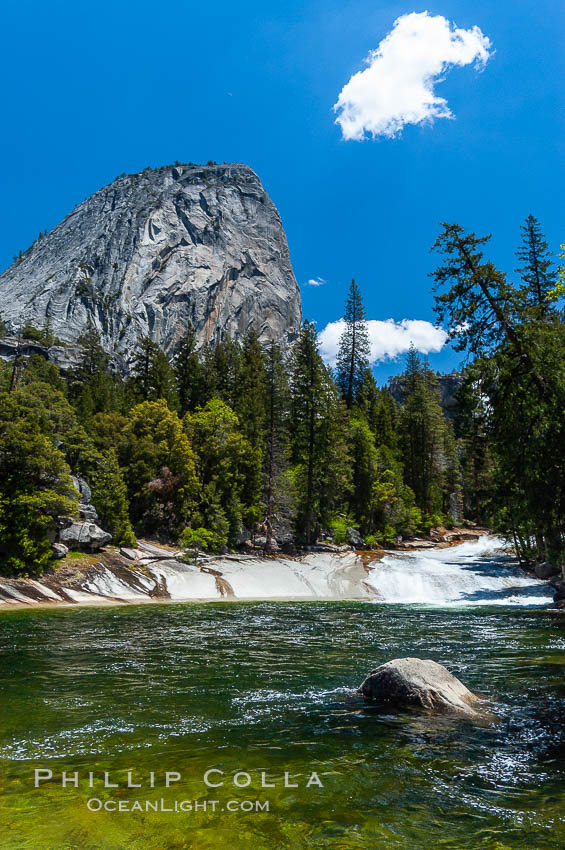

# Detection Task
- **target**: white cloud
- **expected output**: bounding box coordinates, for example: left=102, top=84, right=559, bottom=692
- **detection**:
left=319, top=318, right=448, bottom=366
left=334, top=11, right=492, bottom=140
left=305, top=277, right=326, bottom=286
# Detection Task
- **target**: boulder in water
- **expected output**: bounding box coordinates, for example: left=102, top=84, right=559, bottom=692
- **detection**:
left=359, top=657, right=480, bottom=715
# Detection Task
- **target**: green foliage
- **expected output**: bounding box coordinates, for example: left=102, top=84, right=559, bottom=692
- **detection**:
left=374, top=525, right=398, bottom=546
left=328, top=516, right=348, bottom=544
left=130, top=336, right=179, bottom=410
left=174, top=326, right=205, bottom=414
left=90, top=449, right=136, bottom=547
left=235, top=329, right=267, bottom=452
left=120, top=400, right=199, bottom=536
left=290, top=321, right=352, bottom=543
left=433, top=219, right=565, bottom=562
left=2, top=269, right=504, bottom=572
left=180, top=526, right=216, bottom=554
left=21, top=322, right=48, bottom=344
left=186, top=399, right=260, bottom=545
left=515, top=214, right=559, bottom=317
left=398, top=346, right=456, bottom=516
left=0, top=391, right=78, bottom=574
left=336, top=279, right=371, bottom=407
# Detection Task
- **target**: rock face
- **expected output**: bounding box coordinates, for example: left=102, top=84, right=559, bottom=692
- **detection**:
left=0, top=163, right=302, bottom=364
left=359, top=657, right=480, bottom=715
left=388, top=372, right=462, bottom=419
left=71, top=474, right=99, bottom=522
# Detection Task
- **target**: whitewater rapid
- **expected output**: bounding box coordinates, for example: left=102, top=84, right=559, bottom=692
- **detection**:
left=0, top=537, right=555, bottom=609
left=367, top=536, right=554, bottom=607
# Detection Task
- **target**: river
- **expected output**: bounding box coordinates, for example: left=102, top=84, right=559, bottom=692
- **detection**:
left=1, top=539, right=564, bottom=849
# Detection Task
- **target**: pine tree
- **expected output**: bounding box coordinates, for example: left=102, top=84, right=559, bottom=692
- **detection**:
left=515, top=214, right=558, bottom=317
left=69, top=324, right=125, bottom=418
left=336, top=279, right=371, bottom=407
left=130, top=337, right=160, bottom=401
left=290, top=322, right=322, bottom=544
left=41, top=316, right=54, bottom=346
left=130, top=337, right=179, bottom=409
left=453, top=367, right=494, bottom=524
left=210, top=336, right=242, bottom=409
left=75, top=324, right=110, bottom=377
left=263, top=342, right=291, bottom=551
left=235, top=329, right=267, bottom=452
left=290, top=322, right=351, bottom=544
left=90, top=448, right=136, bottom=546
left=398, top=345, right=455, bottom=517
left=174, top=325, right=204, bottom=413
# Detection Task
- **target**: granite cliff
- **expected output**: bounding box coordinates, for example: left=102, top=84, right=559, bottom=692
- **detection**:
left=0, top=163, right=301, bottom=364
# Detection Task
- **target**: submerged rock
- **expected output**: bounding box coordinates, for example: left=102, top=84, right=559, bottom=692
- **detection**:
left=359, top=657, right=480, bottom=715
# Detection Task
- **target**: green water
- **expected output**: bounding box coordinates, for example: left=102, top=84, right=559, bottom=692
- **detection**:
left=1, top=601, right=565, bottom=850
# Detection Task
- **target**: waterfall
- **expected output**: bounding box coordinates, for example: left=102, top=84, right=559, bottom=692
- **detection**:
left=367, top=536, right=554, bottom=607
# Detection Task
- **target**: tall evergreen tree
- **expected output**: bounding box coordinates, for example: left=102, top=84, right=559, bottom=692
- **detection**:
left=515, top=214, right=558, bottom=317
left=130, top=337, right=179, bottom=409
left=130, top=337, right=159, bottom=401
left=336, top=279, right=371, bottom=407
left=75, top=324, right=110, bottom=377
left=209, top=336, right=242, bottom=409
left=290, top=322, right=324, bottom=544
left=235, top=329, right=267, bottom=452
left=262, top=342, right=291, bottom=552
left=69, top=324, right=123, bottom=418
left=290, top=322, right=351, bottom=543
left=90, top=448, right=136, bottom=546
left=398, top=345, right=456, bottom=517
left=174, top=325, right=205, bottom=414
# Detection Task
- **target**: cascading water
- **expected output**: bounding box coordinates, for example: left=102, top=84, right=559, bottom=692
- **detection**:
left=367, top=536, right=554, bottom=606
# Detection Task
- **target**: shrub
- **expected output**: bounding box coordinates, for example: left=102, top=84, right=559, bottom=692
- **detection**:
left=328, top=516, right=348, bottom=544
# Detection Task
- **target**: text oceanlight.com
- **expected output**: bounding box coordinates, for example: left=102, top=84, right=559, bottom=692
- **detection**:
left=86, top=798, right=270, bottom=813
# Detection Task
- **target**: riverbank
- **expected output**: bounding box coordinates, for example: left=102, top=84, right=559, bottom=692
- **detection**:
left=0, top=545, right=380, bottom=610
left=0, top=531, right=555, bottom=611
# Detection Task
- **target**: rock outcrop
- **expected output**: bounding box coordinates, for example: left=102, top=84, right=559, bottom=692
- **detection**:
left=71, top=475, right=99, bottom=522
left=0, top=163, right=302, bottom=366
left=59, top=522, right=112, bottom=550
left=346, top=527, right=365, bottom=549
left=388, top=372, right=462, bottom=419
left=50, top=475, right=112, bottom=554
left=359, top=657, right=480, bottom=715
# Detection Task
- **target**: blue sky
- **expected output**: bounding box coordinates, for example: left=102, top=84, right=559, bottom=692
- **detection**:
left=1, top=0, right=563, bottom=382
